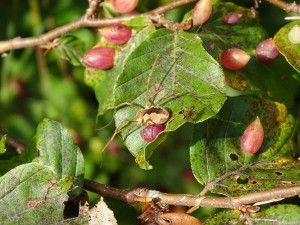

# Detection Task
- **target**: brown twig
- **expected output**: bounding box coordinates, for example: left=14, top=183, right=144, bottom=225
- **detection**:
left=84, top=0, right=100, bottom=19
left=0, top=0, right=197, bottom=54
left=0, top=128, right=25, bottom=154
left=83, top=179, right=300, bottom=209
left=264, top=0, right=300, bottom=13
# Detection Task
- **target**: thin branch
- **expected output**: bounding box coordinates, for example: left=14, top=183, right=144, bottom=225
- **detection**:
left=84, top=0, right=100, bottom=19
left=264, top=0, right=300, bottom=13
left=0, top=0, right=197, bottom=54
left=0, top=128, right=25, bottom=154
left=83, top=179, right=300, bottom=209
left=150, top=0, right=196, bottom=14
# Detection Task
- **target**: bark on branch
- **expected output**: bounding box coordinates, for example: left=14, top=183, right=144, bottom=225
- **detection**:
left=83, top=179, right=300, bottom=209
left=0, top=0, right=196, bottom=54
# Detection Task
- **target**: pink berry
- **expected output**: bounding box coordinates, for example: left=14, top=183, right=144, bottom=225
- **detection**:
left=100, top=24, right=132, bottom=45
left=222, top=12, right=242, bottom=24
left=240, top=117, right=264, bottom=154
left=111, top=0, right=139, bottom=14
left=140, top=124, right=165, bottom=143
left=82, top=47, right=115, bottom=69
left=219, top=48, right=250, bottom=70
left=255, top=38, right=279, bottom=62
left=192, top=0, right=212, bottom=26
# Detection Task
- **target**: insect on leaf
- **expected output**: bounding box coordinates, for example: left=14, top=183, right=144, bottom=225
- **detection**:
left=114, top=28, right=226, bottom=169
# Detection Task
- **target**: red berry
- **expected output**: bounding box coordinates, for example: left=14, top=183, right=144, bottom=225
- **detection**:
left=219, top=48, right=250, bottom=70
left=111, top=0, right=139, bottom=14
left=240, top=117, right=264, bottom=154
left=192, top=0, right=212, bottom=26
left=100, top=24, right=132, bottom=45
left=255, top=38, right=279, bottom=62
left=82, top=47, right=115, bottom=69
left=222, top=12, right=242, bottom=24
left=140, top=124, right=165, bottom=142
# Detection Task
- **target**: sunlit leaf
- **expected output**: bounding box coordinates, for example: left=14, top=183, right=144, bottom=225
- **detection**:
left=274, top=21, right=300, bottom=73
left=36, top=118, right=84, bottom=196
left=90, top=25, right=156, bottom=116
left=190, top=96, right=296, bottom=196
left=114, top=28, right=226, bottom=169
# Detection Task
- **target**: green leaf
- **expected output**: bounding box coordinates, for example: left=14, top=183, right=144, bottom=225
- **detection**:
left=274, top=21, right=300, bottom=73
left=241, top=57, right=299, bottom=108
left=201, top=2, right=267, bottom=54
left=205, top=210, right=242, bottom=225
left=0, top=163, right=76, bottom=225
left=190, top=96, right=296, bottom=196
left=199, top=2, right=299, bottom=107
left=90, top=25, right=156, bottom=116
left=0, top=134, right=7, bottom=154
left=36, top=118, right=84, bottom=196
left=205, top=205, right=300, bottom=224
left=114, top=28, right=226, bottom=169
left=252, top=204, right=300, bottom=224
left=123, top=16, right=151, bottom=31
left=55, top=35, right=87, bottom=66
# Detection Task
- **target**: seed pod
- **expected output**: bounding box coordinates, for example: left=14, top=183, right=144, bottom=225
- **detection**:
left=82, top=47, right=115, bottom=69
left=288, top=25, right=300, bottom=44
left=219, top=48, right=250, bottom=70
left=255, top=38, right=279, bottom=62
left=100, top=24, right=132, bottom=45
left=222, top=12, right=242, bottom=24
left=192, top=0, right=212, bottom=26
left=111, top=0, right=139, bottom=14
left=140, top=124, right=165, bottom=142
left=240, top=117, right=264, bottom=154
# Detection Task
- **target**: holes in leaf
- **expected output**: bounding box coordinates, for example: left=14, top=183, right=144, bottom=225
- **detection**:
left=275, top=171, right=282, bottom=176
left=230, top=153, right=239, bottom=161
left=236, top=177, right=249, bottom=184
left=64, top=200, right=79, bottom=218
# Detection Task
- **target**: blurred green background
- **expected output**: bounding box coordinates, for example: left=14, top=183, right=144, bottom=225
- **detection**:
left=0, top=0, right=297, bottom=221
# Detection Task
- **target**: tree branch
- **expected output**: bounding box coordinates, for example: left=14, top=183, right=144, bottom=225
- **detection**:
left=0, top=128, right=25, bottom=154
left=0, top=0, right=197, bottom=54
left=264, top=0, right=300, bottom=13
left=84, top=0, right=101, bottom=19
left=83, top=179, right=300, bottom=210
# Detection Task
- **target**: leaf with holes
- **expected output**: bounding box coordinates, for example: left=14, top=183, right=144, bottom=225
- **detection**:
left=274, top=21, right=300, bottom=73
left=0, top=163, right=82, bottom=224
left=190, top=96, right=297, bottom=196
left=114, top=28, right=226, bottom=169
